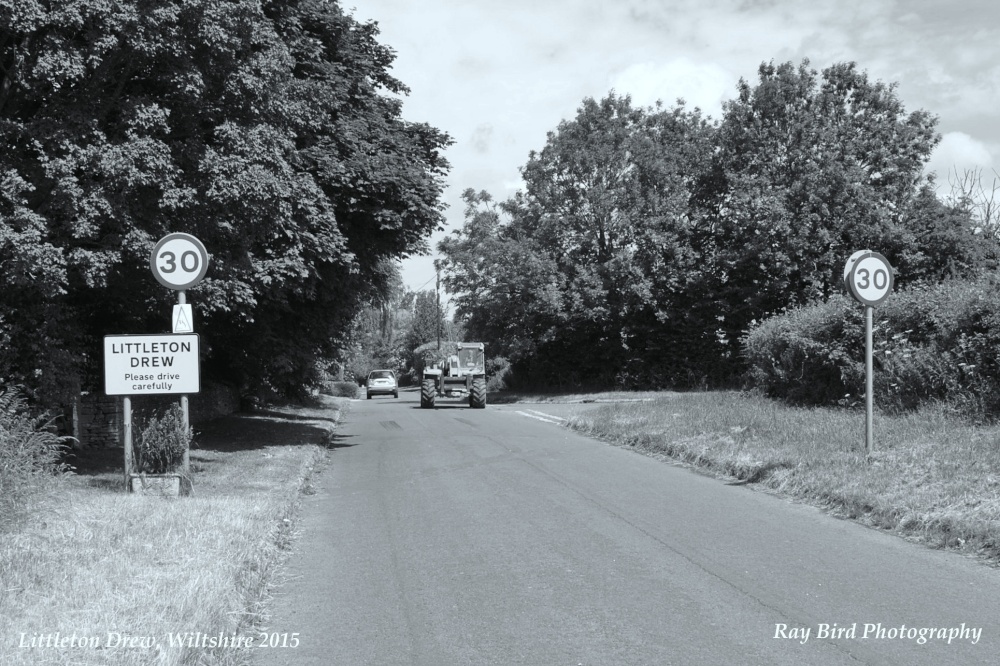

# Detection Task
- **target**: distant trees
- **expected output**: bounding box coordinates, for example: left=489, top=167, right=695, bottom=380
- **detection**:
left=338, top=260, right=452, bottom=383
left=440, top=60, right=997, bottom=388
left=0, top=0, right=450, bottom=403
left=404, top=291, right=443, bottom=353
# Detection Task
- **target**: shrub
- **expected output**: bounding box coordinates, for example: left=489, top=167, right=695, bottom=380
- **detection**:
left=321, top=381, right=360, bottom=399
left=0, top=386, right=69, bottom=530
left=485, top=356, right=512, bottom=392
left=134, top=405, right=193, bottom=474
left=742, top=274, right=1000, bottom=419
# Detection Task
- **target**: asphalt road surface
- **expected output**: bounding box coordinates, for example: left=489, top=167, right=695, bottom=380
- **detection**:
left=255, top=389, right=1000, bottom=665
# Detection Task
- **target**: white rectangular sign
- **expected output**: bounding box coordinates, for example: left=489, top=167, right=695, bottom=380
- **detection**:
left=104, top=334, right=200, bottom=395
left=172, top=304, right=194, bottom=333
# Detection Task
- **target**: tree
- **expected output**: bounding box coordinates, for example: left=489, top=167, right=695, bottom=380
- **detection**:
left=405, top=290, right=442, bottom=351
left=438, top=189, right=563, bottom=365
left=441, top=96, right=716, bottom=386
left=702, top=60, right=941, bottom=340
left=339, top=260, right=413, bottom=381
left=945, top=166, right=1000, bottom=234
left=0, top=0, right=450, bottom=403
left=444, top=61, right=993, bottom=390
left=895, top=184, right=999, bottom=281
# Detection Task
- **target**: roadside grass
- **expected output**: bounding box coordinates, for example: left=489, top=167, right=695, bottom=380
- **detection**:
left=566, top=390, right=1000, bottom=562
left=492, top=389, right=665, bottom=404
left=0, top=395, right=348, bottom=666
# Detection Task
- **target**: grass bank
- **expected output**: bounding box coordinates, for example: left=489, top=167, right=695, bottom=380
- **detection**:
left=0, top=395, right=348, bottom=666
left=566, top=391, right=1000, bottom=563
left=492, top=389, right=664, bottom=404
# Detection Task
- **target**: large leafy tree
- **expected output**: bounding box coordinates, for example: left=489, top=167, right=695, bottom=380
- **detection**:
left=0, top=0, right=450, bottom=403
left=702, top=60, right=942, bottom=338
left=339, top=260, right=413, bottom=381
left=438, top=189, right=563, bottom=364
left=441, top=96, right=716, bottom=385
left=444, top=62, right=994, bottom=389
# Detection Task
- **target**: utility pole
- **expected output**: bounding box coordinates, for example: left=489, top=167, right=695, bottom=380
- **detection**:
left=436, top=266, right=441, bottom=350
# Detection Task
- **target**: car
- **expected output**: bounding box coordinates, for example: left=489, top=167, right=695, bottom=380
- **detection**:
left=366, top=370, right=398, bottom=399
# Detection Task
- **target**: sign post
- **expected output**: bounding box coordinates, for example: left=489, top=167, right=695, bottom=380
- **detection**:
left=105, top=333, right=201, bottom=483
left=149, top=233, right=209, bottom=475
left=123, top=396, right=133, bottom=487
left=843, top=250, right=894, bottom=455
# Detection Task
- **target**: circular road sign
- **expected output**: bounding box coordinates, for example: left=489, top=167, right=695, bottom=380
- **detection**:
left=150, top=233, right=209, bottom=290
left=844, top=250, right=894, bottom=306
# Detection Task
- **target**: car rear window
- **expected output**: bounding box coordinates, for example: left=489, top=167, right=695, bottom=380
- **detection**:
left=369, top=371, right=393, bottom=379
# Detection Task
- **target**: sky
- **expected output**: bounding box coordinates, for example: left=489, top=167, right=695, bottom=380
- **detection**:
left=345, top=0, right=1000, bottom=293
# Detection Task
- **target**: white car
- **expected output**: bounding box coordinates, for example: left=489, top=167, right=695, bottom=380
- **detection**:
left=366, top=370, right=398, bottom=399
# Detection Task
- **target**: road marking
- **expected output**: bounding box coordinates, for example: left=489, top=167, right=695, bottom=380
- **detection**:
left=525, top=409, right=566, bottom=422
left=515, top=410, right=565, bottom=425
left=379, top=421, right=402, bottom=430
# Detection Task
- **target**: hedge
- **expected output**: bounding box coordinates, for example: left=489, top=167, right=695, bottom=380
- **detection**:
left=742, top=275, right=1000, bottom=420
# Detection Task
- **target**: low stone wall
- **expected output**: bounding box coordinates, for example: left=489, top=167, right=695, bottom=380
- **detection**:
left=77, top=393, right=121, bottom=449
left=75, top=382, right=240, bottom=448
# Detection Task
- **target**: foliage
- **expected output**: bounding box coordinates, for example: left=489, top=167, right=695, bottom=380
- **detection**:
left=321, top=381, right=360, bottom=399
left=704, top=60, right=977, bottom=339
left=339, top=261, right=413, bottom=382
left=743, top=275, right=1000, bottom=420
left=0, top=385, right=69, bottom=531
left=134, top=404, right=192, bottom=475
left=404, top=290, right=444, bottom=361
left=441, top=95, right=717, bottom=387
left=0, top=0, right=450, bottom=405
left=443, top=61, right=996, bottom=390
left=485, top=356, right=512, bottom=392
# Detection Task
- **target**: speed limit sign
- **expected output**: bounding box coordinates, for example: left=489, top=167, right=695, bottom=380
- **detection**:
left=844, top=250, right=893, bottom=306
left=150, top=233, right=209, bottom=290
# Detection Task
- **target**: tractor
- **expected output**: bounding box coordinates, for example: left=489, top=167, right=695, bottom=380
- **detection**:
left=419, top=342, right=487, bottom=409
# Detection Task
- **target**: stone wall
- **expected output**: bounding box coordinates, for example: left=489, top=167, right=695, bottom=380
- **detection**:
left=75, top=382, right=240, bottom=448
left=77, top=393, right=121, bottom=449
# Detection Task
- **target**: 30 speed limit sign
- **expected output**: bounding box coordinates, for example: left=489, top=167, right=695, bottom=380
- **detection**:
left=150, top=233, right=209, bottom=290
left=843, top=250, right=894, bottom=306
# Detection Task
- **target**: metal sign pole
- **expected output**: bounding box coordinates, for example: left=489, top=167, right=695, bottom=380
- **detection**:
left=865, top=305, right=874, bottom=455
left=845, top=250, right=892, bottom=457
left=178, top=289, right=190, bottom=475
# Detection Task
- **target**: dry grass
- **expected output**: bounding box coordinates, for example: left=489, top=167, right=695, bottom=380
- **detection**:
left=567, top=391, right=1000, bottom=562
left=493, top=389, right=665, bottom=404
left=0, top=396, right=347, bottom=666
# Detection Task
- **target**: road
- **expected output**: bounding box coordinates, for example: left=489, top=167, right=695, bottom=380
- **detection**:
left=255, top=389, right=1000, bottom=665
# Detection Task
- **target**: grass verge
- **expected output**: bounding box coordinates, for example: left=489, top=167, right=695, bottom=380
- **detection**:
left=0, top=395, right=348, bottom=666
left=566, top=390, right=1000, bottom=563
left=492, top=389, right=665, bottom=404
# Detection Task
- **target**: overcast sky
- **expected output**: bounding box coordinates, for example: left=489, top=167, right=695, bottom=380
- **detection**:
left=346, top=0, right=1000, bottom=292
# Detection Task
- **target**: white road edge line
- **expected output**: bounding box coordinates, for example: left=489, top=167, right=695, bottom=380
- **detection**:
left=524, top=409, right=566, bottom=422
left=515, top=410, right=564, bottom=424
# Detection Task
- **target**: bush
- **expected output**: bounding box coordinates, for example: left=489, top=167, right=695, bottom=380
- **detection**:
left=134, top=405, right=193, bottom=474
left=742, top=295, right=864, bottom=405
left=321, top=381, right=360, bottom=399
left=485, top=356, right=512, bottom=392
left=742, top=275, right=1000, bottom=419
left=0, top=386, right=69, bottom=530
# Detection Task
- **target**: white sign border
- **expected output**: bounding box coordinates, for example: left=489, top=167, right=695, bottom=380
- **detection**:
left=103, top=333, right=202, bottom=396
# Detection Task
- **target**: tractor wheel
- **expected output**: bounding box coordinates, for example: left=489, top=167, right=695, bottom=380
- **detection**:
left=469, top=377, right=487, bottom=409
left=420, top=379, right=436, bottom=408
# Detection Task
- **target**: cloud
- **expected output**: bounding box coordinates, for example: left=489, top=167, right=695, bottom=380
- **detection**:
left=925, top=132, right=996, bottom=185
left=611, top=59, right=735, bottom=118
left=470, top=124, right=494, bottom=154
left=346, top=0, right=1000, bottom=289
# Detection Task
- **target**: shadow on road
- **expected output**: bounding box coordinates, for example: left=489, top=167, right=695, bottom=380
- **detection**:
left=408, top=404, right=487, bottom=411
